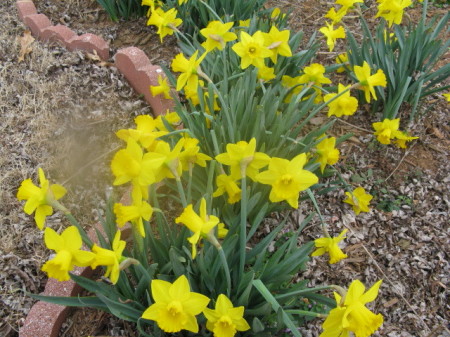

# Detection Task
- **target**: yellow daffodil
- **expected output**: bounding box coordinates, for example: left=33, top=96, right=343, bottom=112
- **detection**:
left=343, top=186, right=372, bottom=215
left=312, top=229, right=348, bottom=264
left=354, top=61, right=387, bottom=102
left=319, top=22, right=346, bottom=52
left=215, top=138, right=270, bottom=181
left=299, top=63, right=332, bottom=86
left=200, top=21, right=237, bottom=52
left=17, top=168, right=67, bottom=230
left=154, top=111, right=182, bottom=131
left=372, top=118, right=401, bottom=145
left=142, top=275, right=210, bottom=333
left=152, top=138, right=185, bottom=181
left=255, top=153, right=319, bottom=209
left=213, top=174, right=241, bottom=204
left=393, top=131, right=418, bottom=149
left=271, top=7, right=286, bottom=20
left=335, top=52, right=348, bottom=73
left=110, top=138, right=165, bottom=194
left=257, top=65, right=276, bottom=81
left=116, top=115, right=167, bottom=150
left=324, top=83, right=358, bottom=117
left=41, top=226, right=95, bottom=281
left=320, top=280, right=383, bottom=337
left=262, top=26, right=292, bottom=64
left=175, top=198, right=221, bottom=259
left=141, top=0, right=161, bottom=13
left=232, top=31, right=272, bottom=69
left=147, top=7, right=182, bottom=42
left=325, top=7, right=347, bottom=24
left=91, top=230, right=126, bottom=284
left=114, top=188, right=153, bottom=238
left=376, top=0, right=412, bottom=27
left=179, top=137, right=212, bottom=172
left=443, top=93, right=450, bottom=102
left=204, top=294, right=251, bottom=337
left=238, top=19, right=250, bottom=27
left=316, top=136, right=340, bottom=173
left=150, top=75, right=172, bottom=99
left=171, top=50, right=207, bottom=92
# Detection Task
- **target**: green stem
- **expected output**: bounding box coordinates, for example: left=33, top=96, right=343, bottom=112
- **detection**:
left=187, top=165, right=193, bottom=204
left=218, top=247, right=232, bottom=297
left=239, top=174, right=247, bottom=279
left=284, top=309, right=327, bottom=319
left=306, top=188, right=329, bottom=238
left=173, top=174, right=188, bottom=208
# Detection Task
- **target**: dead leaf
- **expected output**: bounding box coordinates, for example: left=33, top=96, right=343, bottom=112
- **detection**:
left=309, top=116, right=325, bottom=125
left=18, top=30, right=35, bottom=62
left=383, top=297, right=399, bottom=308
left=86, top=50, right=113, bottom=67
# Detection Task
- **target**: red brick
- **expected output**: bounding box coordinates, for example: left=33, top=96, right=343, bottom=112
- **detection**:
left=41, top=24, right=76, bottom=46
left=16, top=0, right=37, bottom=21
left=115, top=47, right=174, bottom=115
left=19, top=301, right=70, bottom=337
left=67, top=33, right=109, bottom=60
left=115, top=46, right=152, bottom=74
left=23, top=14, right=52, bottom=38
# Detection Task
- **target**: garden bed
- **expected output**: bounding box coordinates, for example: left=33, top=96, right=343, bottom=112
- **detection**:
left=1, top=0, right=449, bottom=336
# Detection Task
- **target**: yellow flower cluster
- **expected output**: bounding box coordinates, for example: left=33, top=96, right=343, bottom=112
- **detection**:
left=142, top=275, right=250, bottom=336
left=372, top=118, right=418, bottom=148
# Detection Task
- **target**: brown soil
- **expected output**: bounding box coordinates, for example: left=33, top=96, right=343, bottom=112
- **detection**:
left=1, top=0, right=449, bottom=337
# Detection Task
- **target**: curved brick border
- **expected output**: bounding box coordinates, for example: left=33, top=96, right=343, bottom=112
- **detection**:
left=15, top=1, right=172, bottom=334
left=15, top=0, right=174, bottom=117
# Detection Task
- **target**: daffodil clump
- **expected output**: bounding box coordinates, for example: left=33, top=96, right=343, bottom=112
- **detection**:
left=16, top=1, right=418, bottom=336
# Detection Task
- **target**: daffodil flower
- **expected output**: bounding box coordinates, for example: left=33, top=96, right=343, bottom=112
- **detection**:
left=316, top=136, right=340, bottom=173
left=324, top=83, right=358, bottom=117
left=262, top=26, right=292, bottom=64
left=232, top=31, right=272, bottom=69
left=312, top=229, right=348, bottom=264
left=354, top=61, right=387, bottom=102
left=375, top=0, right=412, bottom=27
left=175, top=198, right=221, bottom=259
left=150, top=75, right=172, bottom=99
left=215, top=138, right=270, bottom=181
left=114, top=188, right=153, bottom=238
left=255, top=153, right=319, bottom=209
left=200, top=21, right=237, bottom=52
left=213, top=174, right=241, bottom=204
left=147, top=8, right=182, bottom=42
left=110, top=138, right=166, bottom=197
left=17, top=168, right=67, bottom=230
left=116, top=114, right=167, bottom=150
left=204, top=294, right=251, bottom=337
left=142, top=275, right=210, bottom=333
left=320, top=280, right=384, bottom=337
left=319, top=22, right=346, bottom=52
left=171, top=50, right=207, bottom=92
left=343, top=186, right=373, bottom=215
left=90, top=230, right=126, bottom=284
left=372, top=118, right=401, bottom=145
left=179, top=137, right=212, bottom=172
left=41, top=226, right=95, bottom=281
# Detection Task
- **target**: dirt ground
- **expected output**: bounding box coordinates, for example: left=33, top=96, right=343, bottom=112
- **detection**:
left=0, top=0, right=449, bottom=336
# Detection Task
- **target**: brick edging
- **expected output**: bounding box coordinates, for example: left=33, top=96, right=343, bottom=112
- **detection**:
left=15, top=0, right=174, bottom=118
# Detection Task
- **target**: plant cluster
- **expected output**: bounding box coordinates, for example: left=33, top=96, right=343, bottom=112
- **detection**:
left=18, top=0, right=450, bottom=336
